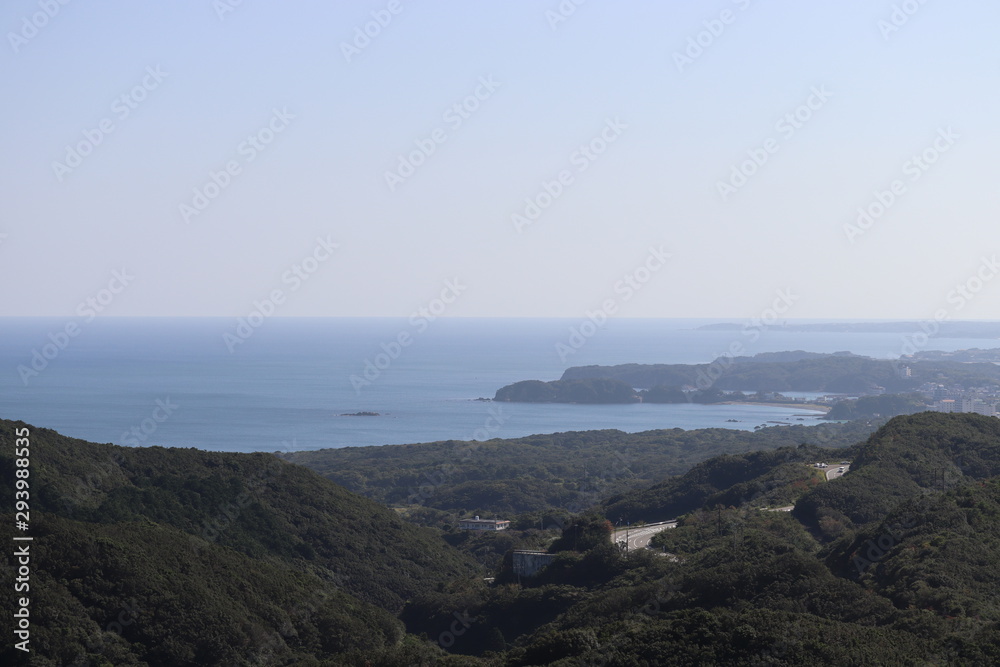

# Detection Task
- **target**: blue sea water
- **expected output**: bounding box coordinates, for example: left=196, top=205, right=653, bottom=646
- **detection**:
left=1, top=317, right=996, bottom=453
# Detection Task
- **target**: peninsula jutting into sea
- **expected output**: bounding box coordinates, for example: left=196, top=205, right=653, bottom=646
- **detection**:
left=9, top=0, right=999, bottom=661
left=495, top=348, right=1000, bottom=420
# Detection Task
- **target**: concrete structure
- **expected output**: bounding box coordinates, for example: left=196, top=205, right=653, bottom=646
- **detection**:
left=962, top=398, right=997, bottom=417
left=458, top=516, right=510, bottom=531
left=933, top=398, right=998, bottom=416
left=512, top=550, right=556, bottom=577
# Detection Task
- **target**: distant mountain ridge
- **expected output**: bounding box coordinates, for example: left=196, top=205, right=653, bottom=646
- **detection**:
left=559, top=352, right=892, bottom=391
left=696, top=321, right=1000, bottom=338
left=485, top=350, right=1000, bottom=397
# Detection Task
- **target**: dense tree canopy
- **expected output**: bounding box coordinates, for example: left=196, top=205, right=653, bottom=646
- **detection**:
left=6, top=412, right=1000, bottom=664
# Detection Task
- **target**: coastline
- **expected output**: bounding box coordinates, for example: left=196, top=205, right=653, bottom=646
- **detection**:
left=721, top=401, right=830, bottom=414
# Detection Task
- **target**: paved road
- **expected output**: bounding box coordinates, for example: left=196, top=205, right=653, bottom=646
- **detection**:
left=826, top=464, right=850, bottom=481
left=612, top=521, right=676, bottom=551
left=611, top=465, right=850, bottom=552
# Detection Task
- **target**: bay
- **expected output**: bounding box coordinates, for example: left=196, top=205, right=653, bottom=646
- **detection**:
left=1, top=317, right=995, bottom=452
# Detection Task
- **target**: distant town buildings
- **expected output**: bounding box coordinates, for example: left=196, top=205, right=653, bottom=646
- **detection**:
left=917, top=381, right=1000, bottom=417
left=933, top=398, right=997, bottom=417
left=458, top=516, right=510, bottom=531
left=964, top=398, right=997, bottom=416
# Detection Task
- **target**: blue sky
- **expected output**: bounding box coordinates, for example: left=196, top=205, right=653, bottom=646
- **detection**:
left=2, top=0, right=998, bottom=319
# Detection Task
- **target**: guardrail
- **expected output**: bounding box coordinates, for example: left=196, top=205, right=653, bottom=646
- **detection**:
left=613, top=520, right=677, bottom=534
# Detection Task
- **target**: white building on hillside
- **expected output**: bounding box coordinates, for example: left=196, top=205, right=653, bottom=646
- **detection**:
left=458, top=516, right=510, bottom=531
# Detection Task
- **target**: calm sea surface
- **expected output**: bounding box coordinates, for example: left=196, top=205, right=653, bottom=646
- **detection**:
left=1, top=317, right=995, bottom=452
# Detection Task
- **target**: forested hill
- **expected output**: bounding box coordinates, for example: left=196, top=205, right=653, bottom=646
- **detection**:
left=6, top=413, right=1000, bottom=663
left=493, top=378, right=640, bottom=403
left=560, top=351, right=1000, bottom=392
left=796, top=411, right=1000, bottom=531
left=601, top=443, right=853, bottom=523
left=401, top=412, right=1000, bottom=663
left=282, top=421, right=876, bottom=518
left=0, top=419, right=479, bottom=666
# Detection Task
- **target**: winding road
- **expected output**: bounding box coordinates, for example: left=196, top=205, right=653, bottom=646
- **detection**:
left=613, top=463, right=851, bottom=551
left=826, top=463, right=850, bottom=481
left=613, top=521, right=676, bottom=551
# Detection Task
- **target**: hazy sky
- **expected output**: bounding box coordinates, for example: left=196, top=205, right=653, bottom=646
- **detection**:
left=2, top=0, right=998, bottom=319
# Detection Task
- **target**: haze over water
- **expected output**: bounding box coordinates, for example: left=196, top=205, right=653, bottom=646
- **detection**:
left=2, top=317, right=996, bottom=453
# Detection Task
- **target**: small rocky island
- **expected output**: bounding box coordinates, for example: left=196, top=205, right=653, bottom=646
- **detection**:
left=340, top=411, right=380, bottom=417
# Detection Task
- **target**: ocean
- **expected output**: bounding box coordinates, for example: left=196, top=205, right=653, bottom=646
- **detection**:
left=2, top=317, right=995, bottom=453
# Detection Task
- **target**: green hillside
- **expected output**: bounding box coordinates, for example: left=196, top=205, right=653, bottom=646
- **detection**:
left=797, top=412, right=1000, bottom=531
left=560, top=353, right=1000, bottom=392
left=283, top=421, right=876, bottom=519
left=402, top=413, right=1000, bottom=663
left=0, top=419, right=480, bottom=666
left=7, top=413, right=1000, bottom=664
left=602, top=443, right=845, bottom=523
left=493, top=378, right=640, bottom=403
